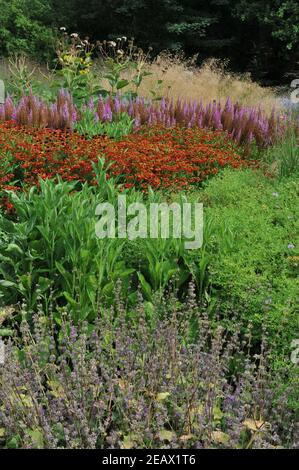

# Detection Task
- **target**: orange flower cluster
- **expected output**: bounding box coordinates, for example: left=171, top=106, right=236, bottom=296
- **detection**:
left=105, top=127, right=251, bottom=189
left=0, top=122, right=252, bottom=195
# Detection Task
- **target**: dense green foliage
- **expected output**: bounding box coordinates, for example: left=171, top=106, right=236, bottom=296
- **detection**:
left=0, top=0, right=56, bottom=61
left=0, top=0, right=298, bottom=83
left=1, top=167, right=298, bottom=371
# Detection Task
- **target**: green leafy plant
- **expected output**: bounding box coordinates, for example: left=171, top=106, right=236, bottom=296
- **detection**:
left=54, top=31, right=101, bottom=104
left=3, top=56, right=54, bottom=101
left=0, top=167, right=135, bottom=321
left=265, top=131, right=299, bottom=179
left=73, top=109, right=134, bottom=139
left=96, top=37, right=153, bottom=99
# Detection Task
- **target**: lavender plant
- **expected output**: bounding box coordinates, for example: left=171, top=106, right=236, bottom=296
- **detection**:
left=0, top=290, right=298, bottom=449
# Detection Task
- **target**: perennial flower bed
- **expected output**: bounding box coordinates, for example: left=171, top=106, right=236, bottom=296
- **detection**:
left=1, top=91, right=297, bottom=148
left=0, top=121, right=251, bottom=193
left=0, top=19, right=298, bottom=451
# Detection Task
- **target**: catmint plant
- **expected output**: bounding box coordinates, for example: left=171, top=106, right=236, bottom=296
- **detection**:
left=0, top=291, right=298, bottom=449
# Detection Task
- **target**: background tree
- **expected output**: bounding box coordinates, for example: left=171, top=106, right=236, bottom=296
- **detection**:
left=0, top=0, right=57, bottom=61
left=0, top=0, right=298, bottom=84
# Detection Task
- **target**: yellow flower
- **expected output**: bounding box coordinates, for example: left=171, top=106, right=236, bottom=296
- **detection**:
left=62, top=54, right=76, bottom=65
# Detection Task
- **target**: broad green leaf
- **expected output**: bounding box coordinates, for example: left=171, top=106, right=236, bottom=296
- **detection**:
left=211, top=431, right=230, bottom=444
left=156, top=392, right=171, bottom=402
left=0, top=280, right=16, bottom=288
left=157, top=430, right=176, bottom=442
left=27, top=429, right=44, bottom=449
left=0, top=328, right=13, bottom=337
left=63, top=292, right=78, bottom=307
left=116, top=79, right=129, bottom=90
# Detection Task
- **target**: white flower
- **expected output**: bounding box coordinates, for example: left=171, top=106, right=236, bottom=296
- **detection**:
left=108, top=41, right=117, bottom=47
left=71, top=33, right=79, bottom=38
